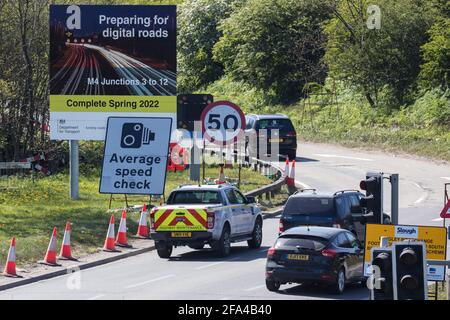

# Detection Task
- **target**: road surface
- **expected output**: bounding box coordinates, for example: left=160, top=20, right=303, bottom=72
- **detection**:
left=1, top=141, right=448, bottom=300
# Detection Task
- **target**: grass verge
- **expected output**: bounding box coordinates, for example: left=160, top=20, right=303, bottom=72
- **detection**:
left=0, top=164, right=276, bottom=267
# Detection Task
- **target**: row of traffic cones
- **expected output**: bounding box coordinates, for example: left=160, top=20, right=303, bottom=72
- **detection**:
left=3, top=222, right=74, bottom=277
left=284, top=158, right=296, bottom=187
left=104, top=205, right=150, bottom=251
left=3, top=205, right=152, bottom=277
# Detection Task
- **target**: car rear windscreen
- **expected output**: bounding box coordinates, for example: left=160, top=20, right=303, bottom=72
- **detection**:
left=167, top=191, right=222, bottom=204
left=276, top=235, right=328, bottom=251
left=283, top=197, right=334, bottom=216
left=256, top=119, right=294, bottom=131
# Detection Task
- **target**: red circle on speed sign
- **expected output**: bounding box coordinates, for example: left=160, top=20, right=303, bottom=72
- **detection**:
left=200, top=101, right=246, bottom=145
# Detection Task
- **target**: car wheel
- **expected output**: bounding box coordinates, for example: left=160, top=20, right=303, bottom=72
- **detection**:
left=331, top=268, right=346, bottom=294
left=247, top=218, right=263, bottom=249
left=156, top=241, right=173, bottom=259
left=383, top=216, right=391, bottom=224
left=214, top=226, right=231, bottom=257
left=266, top=279, right=281, bottom=292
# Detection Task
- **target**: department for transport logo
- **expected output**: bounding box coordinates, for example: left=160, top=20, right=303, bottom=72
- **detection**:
left=394, top=226, right=418, bottom=239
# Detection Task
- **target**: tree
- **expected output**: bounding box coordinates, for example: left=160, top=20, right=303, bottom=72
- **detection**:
left=213, top=0, right=330, bottom=103
left=177, top=0, right=240, bottom=93
left=419, top=14, right=449, bottom=89
left=324, top=0, right=436, bottom=108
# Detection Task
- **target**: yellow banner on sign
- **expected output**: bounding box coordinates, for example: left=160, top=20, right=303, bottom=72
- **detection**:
left=50, top=95, right=176, bottom=113
left=364, top=224, right=447, bottom=264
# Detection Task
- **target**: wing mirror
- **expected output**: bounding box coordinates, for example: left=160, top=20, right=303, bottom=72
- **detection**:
left=246, top=196, right=256, bottom=204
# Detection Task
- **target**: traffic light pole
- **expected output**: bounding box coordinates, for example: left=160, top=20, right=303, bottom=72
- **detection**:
left=390, top=174, right=399, bottom=225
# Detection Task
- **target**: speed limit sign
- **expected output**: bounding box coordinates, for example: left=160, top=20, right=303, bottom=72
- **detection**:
left=200, top=101, right=246, bottom=145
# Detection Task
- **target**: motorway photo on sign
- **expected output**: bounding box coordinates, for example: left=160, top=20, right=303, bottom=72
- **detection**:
left=49, top=5, right=177, bottom=140
left=99, top=117, right=172, bottom=195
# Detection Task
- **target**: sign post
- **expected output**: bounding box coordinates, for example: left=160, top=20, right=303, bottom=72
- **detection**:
left=69, top=140, right=79, bottom=200
left=99, top=117, right=172, bottom=196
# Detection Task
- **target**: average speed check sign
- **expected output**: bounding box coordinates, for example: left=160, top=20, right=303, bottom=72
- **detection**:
left=201, top=101, right=245, bottom=145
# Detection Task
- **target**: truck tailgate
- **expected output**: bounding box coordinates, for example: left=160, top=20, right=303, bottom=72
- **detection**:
left=154, top=207, right=210, bottom=232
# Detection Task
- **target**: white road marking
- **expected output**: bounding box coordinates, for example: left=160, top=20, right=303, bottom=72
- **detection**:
left=124, top=274, right=175, bottom=289
left=195, top=257, right=240, bottom=270
left=220, top=297, right=230, bottom=300
left=412, top=182, right=428, bottom=204
left=313, top=153, right=374, bottom=162
left=244, top=284, right=265, bottom=292
left=432, top=218, right=444, bottom=222
left=196, top=262, right=224, bottom=270
left=441, top=177, right=450, bottom=181
left=88, top=294, right=106, bottom=300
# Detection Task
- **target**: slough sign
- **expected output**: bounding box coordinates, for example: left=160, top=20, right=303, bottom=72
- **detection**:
left=100, top=117, right=172, bottom=195
left=364, top=223, right=447, bottom=279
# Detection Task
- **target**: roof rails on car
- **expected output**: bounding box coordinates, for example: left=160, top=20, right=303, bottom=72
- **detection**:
left=333, top=190, right=360, bottom=196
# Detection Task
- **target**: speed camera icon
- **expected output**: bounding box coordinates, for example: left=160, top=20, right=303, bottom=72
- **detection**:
left=120, top=123, right=155, bottom=149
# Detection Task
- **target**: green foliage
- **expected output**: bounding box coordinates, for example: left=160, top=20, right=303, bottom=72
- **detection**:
left=419, top=18, right=450, bottom=90
left=177, top=0, right=240, bottom=93
left=213, top=0, right=330, bottom=103
left=324, top=0, right=436, bottom=108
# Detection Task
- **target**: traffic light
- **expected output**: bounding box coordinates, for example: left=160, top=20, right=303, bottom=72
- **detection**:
left=177, top=94, right=213, bottom=131
left=360, top=172, right=383, bottom=224
left=393, top=242, right=427, bottom=300
left=370, top=248, right=394, bottom=300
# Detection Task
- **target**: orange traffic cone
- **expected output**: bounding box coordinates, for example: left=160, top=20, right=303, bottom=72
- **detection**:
left=136, top=204, right=149, bottom=238
left=284, top=158, right=290, bottom=181
left=41, top=227, right=59, bottom=266
left=3, top=237, right=19, bottom=277
left=115, top=209, right=130, bottom=247
left=103, top=214, right=117, bottom=252
left=59, top=222, right=76, bottom=260
left=287, top=160, right=296, bottom=187
left=215, top=166, right=226, bottom=184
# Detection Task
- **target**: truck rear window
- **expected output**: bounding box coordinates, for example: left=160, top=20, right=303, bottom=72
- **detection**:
left=167, top=191, right=222, bottom=204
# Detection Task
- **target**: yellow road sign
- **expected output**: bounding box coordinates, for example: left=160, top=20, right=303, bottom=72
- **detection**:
left=364, top=224, right=447, bottom=276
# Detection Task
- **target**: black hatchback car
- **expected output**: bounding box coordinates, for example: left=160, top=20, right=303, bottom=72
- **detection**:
left=279, top=190, right=391, bottom=241
left=245, top=114, right=297, bottom=160
left=265, top=226, right=366, bottom=294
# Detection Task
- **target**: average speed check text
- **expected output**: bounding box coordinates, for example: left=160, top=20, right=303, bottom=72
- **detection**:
left=110, top=154, right=161, bottom=189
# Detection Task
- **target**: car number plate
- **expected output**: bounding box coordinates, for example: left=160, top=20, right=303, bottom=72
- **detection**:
left=171, top=232, right=192, bottom=237
left=287, top=254, right=309, bottom=261
left=269, top=138, right=283, bottom=143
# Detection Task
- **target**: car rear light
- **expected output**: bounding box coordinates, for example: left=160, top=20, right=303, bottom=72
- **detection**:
left=278, top=220, right=284, bottom=233
left=267, top=247, right=276, bottom=259
left=207, top=210, right=215, bottom=229
left=321, top=248, right=338, bottom=258
left=149, top=207, right=157, bottom=229
left=332, top=223, right=341, bottom=228
left=286, top=131, right=296, bottom=137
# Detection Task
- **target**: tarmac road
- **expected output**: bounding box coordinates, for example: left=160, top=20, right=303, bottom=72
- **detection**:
left=1, top=141, right=448, bottom=300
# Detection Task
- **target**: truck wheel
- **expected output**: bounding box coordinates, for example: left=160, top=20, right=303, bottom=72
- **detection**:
left=248, top=218, right=263, bottom=249
left=156, top=241, right=172, bottom=259
left=214, top=226, right=231, bottom=257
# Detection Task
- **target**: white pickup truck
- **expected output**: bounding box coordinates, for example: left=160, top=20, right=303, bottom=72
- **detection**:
left=149, top=184, right=263, bottom=258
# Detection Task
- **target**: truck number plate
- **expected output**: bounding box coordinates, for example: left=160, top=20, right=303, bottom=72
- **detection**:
left=171, top=232, right=192, bottom=238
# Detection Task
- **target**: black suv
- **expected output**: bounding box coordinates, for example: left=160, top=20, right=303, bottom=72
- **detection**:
left=279, top=190, right=391, bottom=241
left=245, top=114, right=297, bottom=160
